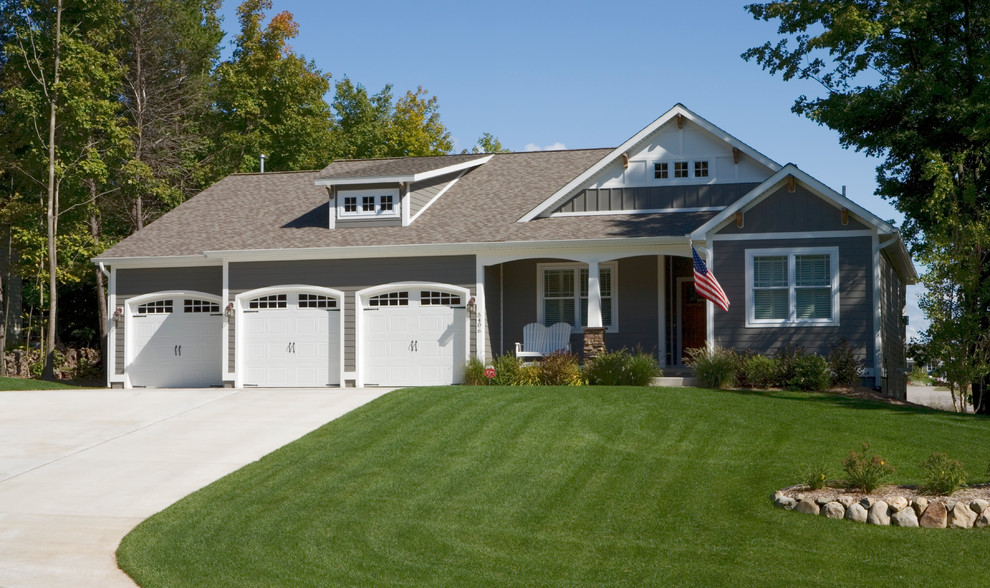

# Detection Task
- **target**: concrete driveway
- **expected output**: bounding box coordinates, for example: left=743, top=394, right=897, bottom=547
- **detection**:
left=0, top=387, right=392, bottom=587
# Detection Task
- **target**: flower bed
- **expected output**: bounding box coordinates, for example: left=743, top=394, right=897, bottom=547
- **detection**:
left=772, top=484, right=990, bottom=528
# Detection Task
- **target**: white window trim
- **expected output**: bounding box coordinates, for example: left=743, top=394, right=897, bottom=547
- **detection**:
left=337, top=188, right=400, bottom=219
left=536, top=262, right=618, bottom=333
left=745, top=246, right=840, bottom=327
left=651, top=159, right=714, bottom=185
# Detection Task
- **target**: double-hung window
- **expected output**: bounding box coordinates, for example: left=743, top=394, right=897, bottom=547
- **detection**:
left=745, top=247, right=839, bottom=326
left=338, top=188, right=399, bottom=219
left=539, top=263, right=616, bottom=332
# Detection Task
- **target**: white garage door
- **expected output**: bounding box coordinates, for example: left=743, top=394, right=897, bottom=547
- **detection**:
left=128, top=296, right=222, bottom=388
left=364, top=289, right=467, bottom=386
left=242, top=292, right=341, bottom=387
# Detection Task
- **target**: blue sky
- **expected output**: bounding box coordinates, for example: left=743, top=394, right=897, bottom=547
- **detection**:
left=217, top=0, right=927, bottom=338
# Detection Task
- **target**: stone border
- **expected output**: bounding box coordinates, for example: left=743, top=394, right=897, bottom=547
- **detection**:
left=772, top=487, right=990, bottom=528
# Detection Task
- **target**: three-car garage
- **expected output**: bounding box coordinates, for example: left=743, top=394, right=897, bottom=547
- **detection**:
left=117, top=273, right=471, bottom=389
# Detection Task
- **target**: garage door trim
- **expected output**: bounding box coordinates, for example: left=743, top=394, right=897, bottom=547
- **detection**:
left=234, top=285, right=345, bottom=388
left=355, top=282, right=471, bottom=387
left=124, top=290, right=223, bottom=388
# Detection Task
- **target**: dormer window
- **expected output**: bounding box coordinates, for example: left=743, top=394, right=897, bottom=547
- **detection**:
left=338, top=188, right=400, bottom=219
left=674, top=161, right=689, bottom=178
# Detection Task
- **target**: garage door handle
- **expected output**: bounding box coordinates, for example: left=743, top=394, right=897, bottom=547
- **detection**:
left=409, top=340, right=418, bottom=352
left=174, top=345, right=182, bottom=357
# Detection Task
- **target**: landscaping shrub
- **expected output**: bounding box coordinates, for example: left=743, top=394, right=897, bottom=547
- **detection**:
left=773, top=345, right=803, bottom=388
left=828, top=340, right=862, bottom=387
left=919, top=453, right=967, bottom=495
left=491, top=353, right=523, bottom=386
left=463, top=357, right=488, bottom=385
left=788, top=354, right=831, bottom=391
left=802, top=460, right=830, bottom=490
left=842, top=443, right=895, bottom=493
left=583, top=349, right=661, bottom=386
left=516, top=364, right=541, bottom=386
left=584, top=349, right=632, bottom=385
left=686, top=346, right=736, bottom=389
left=730, top=350, right=752, bottom=388
left=538, top=351, right=583, bottom=386
left=625, top=351, right=662, bottom=386
left=743, top=354, right=779, bottom=389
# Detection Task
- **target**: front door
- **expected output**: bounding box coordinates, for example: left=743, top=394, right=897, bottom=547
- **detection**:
left=680, top=280, right=706, bottom=363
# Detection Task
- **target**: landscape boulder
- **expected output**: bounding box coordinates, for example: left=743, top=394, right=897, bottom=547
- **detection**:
left=891, top=508, right=919, bottom=527
left=948, top=502, right=977, bottom=529
left=919, top=502, right=947, bottom=528
left=867, top=501, right=890, bottom=526
left=794, top=498, right=820, bottom=515
left=844, top=502, right=868, bottom=523
left=821, top=502, right=845, bottom=519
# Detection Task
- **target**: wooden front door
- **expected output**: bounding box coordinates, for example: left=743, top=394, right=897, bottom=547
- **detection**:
left=680, top=280, right=707, bottom=363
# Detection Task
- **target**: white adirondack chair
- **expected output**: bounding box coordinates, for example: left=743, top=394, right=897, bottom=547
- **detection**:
left=515, top=322, right=572, bottom=363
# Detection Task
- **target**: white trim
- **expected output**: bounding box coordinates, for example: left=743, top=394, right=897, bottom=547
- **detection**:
left=354, top=282, right=472, bottom=387
left=107, top=266, right=121, bottom=386
left=475, top=261, right=486, bottom=361
left=712, top=230, right=875, bottom=241
left=123, top=291, right=224, bottom=389
left=519, top=104, right=781, bottom=222
left=337, top=188, right=400, bottom=219
left=222, top=260, right=231, bottom=382
left=233, top=285, right=346, bottom=389
left=314, top=155, right=492, bottom=186
left=872, top=233, right=883, bottom=388
left=401, top=182, right=410, bottom=226
left=550, top=206, right=726, bottom=218
left=744, top=247, right=840, bottom=327
left=91, top=255, right=222, bottom=268
left=657, top=256, right=666, bottom=367
left=705, top=247, right=715, bottom=350
left=691, top=164, right=895, bottom=241
left=536, top=262, right=618, bottom=334
left=409, top=168, right=468, bottom=224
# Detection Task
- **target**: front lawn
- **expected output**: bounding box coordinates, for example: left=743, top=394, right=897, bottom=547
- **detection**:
left=0, top=376, right=82, bottom=390
left=118, top=387, right=990, bottom=586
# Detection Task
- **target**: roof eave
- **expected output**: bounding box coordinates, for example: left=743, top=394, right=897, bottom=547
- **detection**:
left=314, top=155, right=492, bottom=186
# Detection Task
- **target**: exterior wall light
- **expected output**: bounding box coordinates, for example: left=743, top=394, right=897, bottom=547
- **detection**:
left=224, top=302, right=234, bottom=319
left=466, top=296, right=477, bottom=315
left=112, top=307, right=123, bottom=324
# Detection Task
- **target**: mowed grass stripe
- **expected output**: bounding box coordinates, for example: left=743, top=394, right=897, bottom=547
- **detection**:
left=118, top=387, right=990, bottom=587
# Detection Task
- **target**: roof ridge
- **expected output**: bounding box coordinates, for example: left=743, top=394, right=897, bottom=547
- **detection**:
left=229, top=169, right=319, bottom=176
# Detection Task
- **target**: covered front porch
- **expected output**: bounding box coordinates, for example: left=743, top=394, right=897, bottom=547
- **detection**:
left=475, top=243, right=715, bottom=369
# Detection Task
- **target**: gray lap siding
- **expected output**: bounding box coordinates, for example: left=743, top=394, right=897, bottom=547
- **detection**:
left=712, top=236, right=874, bottom=365
left=227, top=256, right=477, bottom=372
left=114, top=266, right=223, bottom=376
left=490, top=256, right=660, bottom=358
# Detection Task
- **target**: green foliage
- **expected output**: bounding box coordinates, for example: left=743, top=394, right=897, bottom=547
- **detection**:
left=772, top=346, right=804, bottom=388
left=686, top=346, right=736, bottom=389
left=842, top=443, right=895, bottom=493
left=584, top=349, right=660, bottom=386
left=918, top=453, right=967, bottom=496
left=744, top=1, right=990, bottom=410
left=789, top=354, right=831, bottom=392
left=472, top=132, right=509, bottom=154
left=537, top=351, right=583, bottom=386
left=802, top=460, right=830, bottom=491
left=743, top=354, right=779, bottom=389
left=828, top=340, right=862, bottom=387
left=463, top=357, right=487, bottom=386
left=490, top=353, right=519, bottom=386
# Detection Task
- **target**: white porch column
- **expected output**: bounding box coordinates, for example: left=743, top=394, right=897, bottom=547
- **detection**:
left=475, top=259, right=486, bottom=361
left=586, top=260, right=603, bottom=328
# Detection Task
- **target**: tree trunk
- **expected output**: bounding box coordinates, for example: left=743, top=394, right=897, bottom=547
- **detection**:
left=89, top=208, right=107, bottom=380
left=41, top=0, right=62, bottom=381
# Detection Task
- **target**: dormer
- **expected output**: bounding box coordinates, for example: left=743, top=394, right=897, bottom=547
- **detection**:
left=315, top=154, right=492, bottom=229
left=520, top=104, right=782, bottom=221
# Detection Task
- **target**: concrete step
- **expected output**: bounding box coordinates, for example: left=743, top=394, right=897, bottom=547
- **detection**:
left=651, top=375, right=701, bottom=387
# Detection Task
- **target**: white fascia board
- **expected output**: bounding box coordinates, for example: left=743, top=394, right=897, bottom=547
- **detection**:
left=314, top=155, right=491, bottom=187
left=689, top=164, right=896, bottom=241
left=518, top=103, right=783, bottom=223
left=90, top=255, right=223, bottom=269
left=202, top=236, right=688, bottom=264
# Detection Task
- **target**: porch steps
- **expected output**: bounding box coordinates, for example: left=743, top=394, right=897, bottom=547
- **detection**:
left=651, top=375, right=701, bottom=388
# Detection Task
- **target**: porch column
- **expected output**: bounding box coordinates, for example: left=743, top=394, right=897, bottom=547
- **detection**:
left=583, top=260, right=606, bottom=360
left=475, top=259, right=486, bottom=361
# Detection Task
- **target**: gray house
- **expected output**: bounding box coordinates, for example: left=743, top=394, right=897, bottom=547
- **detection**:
left=93, top=104, right=917, bottom=397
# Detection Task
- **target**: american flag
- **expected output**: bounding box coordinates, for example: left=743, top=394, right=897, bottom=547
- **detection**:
left=692, top=246, right=730, bottom=312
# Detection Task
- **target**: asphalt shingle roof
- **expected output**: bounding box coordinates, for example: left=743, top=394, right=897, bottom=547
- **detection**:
left=316, top=153, right=489, bottom=180
left=99, top=149, right=716, bottom=259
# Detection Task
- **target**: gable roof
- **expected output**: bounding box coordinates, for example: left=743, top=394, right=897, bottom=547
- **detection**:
left=315, top=153, right=490, bottom=185
left=99, top=149, right=721, bottom=260
left=518, top=103, right=782, bottom=222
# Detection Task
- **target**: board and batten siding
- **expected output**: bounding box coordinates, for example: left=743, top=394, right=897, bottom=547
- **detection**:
left=553, top=183, right=760, bottom=214
left=880, top=251, right=907, bottom=398
left=494, top=256, right=660, bottom=357
left=113, top=266, right=223, bottom=376
left=227, top=256, right=477, bottom=373
left=711, top=236, right=874, bottom=364
left=718, top=185, right=870, bottom=234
